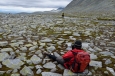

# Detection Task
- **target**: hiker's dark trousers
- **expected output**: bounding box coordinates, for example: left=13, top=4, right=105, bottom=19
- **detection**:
left=46, top=54, right=64, bottom=66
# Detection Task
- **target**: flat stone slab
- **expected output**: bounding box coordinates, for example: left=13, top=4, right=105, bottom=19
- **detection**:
left=46, top=46, right=56, bottom=52
left=0, top=53, right=9, bottom=61
left=42, top=72, right=62, bottom=76
left=2, top=59, right=24, bottom=69
left=20, top=66, right=34, bottom=76
left=90, top=54, right=97, bottom=59
left=11, top=74, right=20, bottom=76
left=100, top=51, right=114, bottom=56
left=1, top=48, right=13, bottom=52
left=43, top=62, right=56, bottom=69
left=63, top=69, right=89, bottom=76
left=40, top=38, right=52, bottom=42
left=89, top=61, right=102, bottom=68
left=0, top=41, right=8, bottom=46
left=106, top=67, right=115, bottom=76
left=30, top=55, right=42, bottom=64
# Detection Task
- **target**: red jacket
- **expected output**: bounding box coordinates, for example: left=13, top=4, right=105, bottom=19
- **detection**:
left=62, top=48, right=84, bottom=69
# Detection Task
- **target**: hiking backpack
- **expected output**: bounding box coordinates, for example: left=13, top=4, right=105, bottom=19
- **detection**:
left=70, top=51, right=90, bottom=73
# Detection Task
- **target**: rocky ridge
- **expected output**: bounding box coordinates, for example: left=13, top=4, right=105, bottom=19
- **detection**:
left=62, top=0, right=115, bottom=14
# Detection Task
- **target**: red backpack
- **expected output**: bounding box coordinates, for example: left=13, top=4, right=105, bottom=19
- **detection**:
left=70, top=51, right=90, bottom=73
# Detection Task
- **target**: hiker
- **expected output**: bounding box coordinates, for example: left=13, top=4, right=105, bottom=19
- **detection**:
left=62, top=12, right=64, bottom=18
left=43, top=40, right=90, bottom=73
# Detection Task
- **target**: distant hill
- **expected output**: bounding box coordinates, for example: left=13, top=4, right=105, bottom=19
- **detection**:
left=62, top=0, right=115, bottom=14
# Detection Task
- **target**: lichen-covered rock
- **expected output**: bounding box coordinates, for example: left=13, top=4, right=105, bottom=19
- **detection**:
left=0, top=53, right=9, bottom=61
left=11, top=73, right=20, bottom=76
left=106, top=67, right=115, bottom=76
left=2, top=59, right=24, bottom=69
left=90, top=54, right=97, bottom=60
left=89, top=61, right=102, bottom=68
left=42, top=72, right=62, bottom=76
left=1, top=48, right=13, bottom=52
left=25, top=44, right=33, bottom=47
left=10, top=43, right=19, bottom=47
left=105, top=59, right=112, bottom=65
left=63, top=69, right=84, bottom=76
left=100, top=51, right=114, bottom=56
left=0, top=41, right=8, bottom=46
left=36, top=69, right=42, bottom=74
left=20, top=47, right=27, bottom=52
left=73, top=32, right=80, bottom=36
left=20, top=66, right=34, bottom=76
left=30, top=55, right=42, bottom=64
left=29, top=45, right=38, bottom=51
left=43, top=62, right=56, bottom=69
left=40, top=38, right=52, bottom=42
left=35, top=65, right=43, bottom=69
left=46, top=46, right=56, bottom=53
left=0, top=71, right=5, bottom=75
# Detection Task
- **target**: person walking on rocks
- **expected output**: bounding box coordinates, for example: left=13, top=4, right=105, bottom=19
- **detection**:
left=62, top=12, right=64, bottom=18
left=43, top=40, right=90, bottom=73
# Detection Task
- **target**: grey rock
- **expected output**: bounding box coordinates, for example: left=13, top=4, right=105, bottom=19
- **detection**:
left=0, top=53, right=9, bottom=61
left=64, top=31, right=71, bottom=34
left=94, top=47, right=102, bottom=51
left=2, top=59, right=24, bottom=69
left=69, top=36, right=76, bottom=40
left=1, top=48, right=13, bottom=52
left=106, top=67, right=115, bottom=76
left=29, top=45, right=38, bottom=51
left=100, top=51, right=114, bottom=56
left=73, top=32, right=80, bottom=36
left=30, top=55, right=42, bottom=64
left=66, top=42, right=72, bottom=47
left=89, top=61, right=102, bottom=68
left=36, top=69, right=42, bottom=74
left=50, top=68, right=57, bottom=72
left=39, top=43, right=46, bottom=46
left=20, top=47, right=27, bottom=52
left=10, top=43, right=19, bottom=47
left=12, top=69, right=18, bottom=73
left=6, top=70, right=12, bottom=74
left=104, top=71, right=109, bottom=75
left=38, top=53, right=43, bottom=58
left=57, top=64, right=65, bottom=70
left=54, top=52, right=61, bottom=57
left=0, top=28, right=5, bottom=33
left=46, top=46, right=56, bottom=53
left=42, top=72, right=62, bottom=76
left=25, top=44, right=33, bottom=47
left=105, top=59, right=112, bottom=65
left=0, top=71, right=5, bottom=75
left=35, top=65, right=43, bottom=69
left=26, top=60, right=33, bottom=65
left=63, top=69, right=84, bottom=76
left=35, top=50, right=42, bottom=54
left=43, top=62, right=56, bottom=69
left=88, top=48, right=96, bottom=52
left=90, top=54, right=97, bottom=59
left=40, top=38, right=52, bottom=42
left=57, top=41, right=64, bottom=45
left=20, top=66, right=34, bottom=76
left=82, top=42, right=90, bottom=48
left=11, top=74, right=20, bottom=76
left=0, top=41, right=8, bottom=46
left=87, top=71, right=92, bottom=75
left=0, top=63, right=2, bottom=68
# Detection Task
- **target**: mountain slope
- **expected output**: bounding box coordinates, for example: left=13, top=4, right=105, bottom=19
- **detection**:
left=62, top=0, right=115, bottom=14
